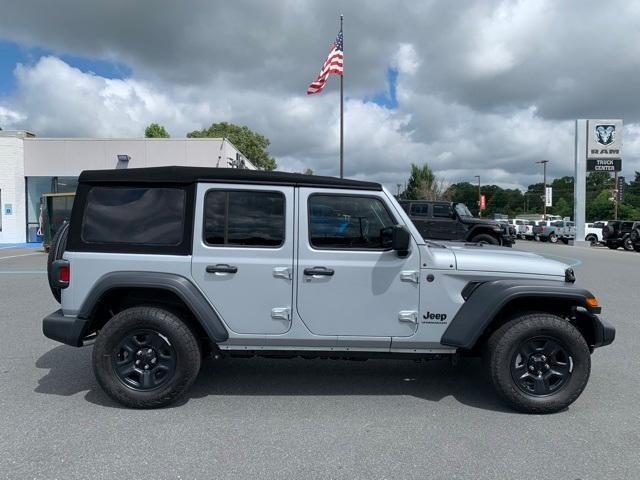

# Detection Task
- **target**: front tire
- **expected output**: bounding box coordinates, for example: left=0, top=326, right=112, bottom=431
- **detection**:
left=549, top=233, right=558, bottom=243
left=471, top=233, right=499, bottom=245
left=623, top=237, right=634, bottom=251
left=485, top=313, right=590, bottom=414
left=92, top=306, right=202, bottom=408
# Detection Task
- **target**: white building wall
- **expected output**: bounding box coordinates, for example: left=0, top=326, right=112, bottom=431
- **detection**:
left=23, top=138, right=255, bottom=176
left=0, top=135, right=26, bottom=243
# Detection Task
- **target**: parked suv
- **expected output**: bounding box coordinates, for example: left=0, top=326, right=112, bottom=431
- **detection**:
left=602, top=221, right=639, bottom=251
left=533, top=220, right=576, bottom=244
left=399, top=200, right=515, bottom=246
left=43, top=167, right=614, bottom=412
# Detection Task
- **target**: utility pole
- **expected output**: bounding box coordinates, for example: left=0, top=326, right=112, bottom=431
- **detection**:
left=474, top=175, right=481, bottom=217
left=536, top=160, right=549, bottom=218
left=613, top=172, right=618, bottom=220
left=396, top=183, right=401, bottom=198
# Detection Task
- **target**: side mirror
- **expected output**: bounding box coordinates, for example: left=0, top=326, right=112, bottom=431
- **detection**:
left=391, top=225, right=411, bottom=257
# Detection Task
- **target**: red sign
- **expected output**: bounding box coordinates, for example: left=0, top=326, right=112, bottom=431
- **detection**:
left=480, top=194, right=486, bottom=211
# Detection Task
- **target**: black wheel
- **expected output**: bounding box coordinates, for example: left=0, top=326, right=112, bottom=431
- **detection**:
left=549, top=233, right=558, bottom=243
left=585, top=235, right=597, bottom=247
left=485, top=312, right=590, bottom=414
left=47, top=222, right=70, bottom=303
left=471, top=233, right=499, bottom=245
left=92, top=306, right=202, bottom=408
left=623, top=237, right=634, bottom=251
left=634, top=244, right=640, bottom=253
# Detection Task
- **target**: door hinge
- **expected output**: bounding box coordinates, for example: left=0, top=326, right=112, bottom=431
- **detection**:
left=271, top=307, right=291, bottom=321
left=400, top=270, right=420, bottom=284
left=398, top=310, right=418, bottom=324
left=272, top=267, right=292, bottom=280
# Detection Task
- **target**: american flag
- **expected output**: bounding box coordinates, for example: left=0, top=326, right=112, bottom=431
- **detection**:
left=307, top=29, right=343, bottom=95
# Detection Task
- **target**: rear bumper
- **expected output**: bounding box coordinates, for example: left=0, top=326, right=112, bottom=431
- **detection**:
left=42, top=309, right=91, bottom=347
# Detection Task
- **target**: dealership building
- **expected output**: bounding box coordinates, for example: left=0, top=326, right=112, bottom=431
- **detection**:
left=0, top=131, right=255, bottom=244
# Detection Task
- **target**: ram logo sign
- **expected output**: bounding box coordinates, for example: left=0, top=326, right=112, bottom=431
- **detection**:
left=587, top=119, right=622, bottom=160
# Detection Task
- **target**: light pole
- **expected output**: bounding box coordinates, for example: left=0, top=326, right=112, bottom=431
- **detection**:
left=536, top=160, right=549, bottom=218
left=397, top=183, right=402, bottom=198
left=474, top=175, right=481, bottom=217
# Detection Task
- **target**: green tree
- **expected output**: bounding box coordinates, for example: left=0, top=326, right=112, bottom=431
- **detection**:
left=587, top=190, right=613, bottom=221
left=187, top=122, right=276, bottom=170
left=403, top=163, right=438, bottom=200
left=553, top=197, right=572, bottom=218
left=302, top=168, right=314, bottom=175
left=144, top=123, right=170, bottom=138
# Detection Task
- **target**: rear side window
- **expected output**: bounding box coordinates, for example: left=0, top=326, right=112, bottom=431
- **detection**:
left=82, top=187, right=185, bottom=245
left=204, top=190, right=285, bottom=247
left=308, top=194, right=395, bottom=250
left=410, top=203, right=429, bottom=216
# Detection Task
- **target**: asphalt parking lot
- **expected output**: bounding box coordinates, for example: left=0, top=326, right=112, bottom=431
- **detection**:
left=0, top=242, right=638, bottom=479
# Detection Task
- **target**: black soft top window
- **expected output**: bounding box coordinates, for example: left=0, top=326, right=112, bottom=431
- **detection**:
left=82, top=186, right=186, bottom=245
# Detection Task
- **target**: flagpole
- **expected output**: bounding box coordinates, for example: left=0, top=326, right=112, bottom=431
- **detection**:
left=339, top=14, right=344, bottom=178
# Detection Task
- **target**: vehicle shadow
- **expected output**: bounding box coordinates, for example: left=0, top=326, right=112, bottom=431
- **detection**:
left=35, top=345, right=512, bottom=413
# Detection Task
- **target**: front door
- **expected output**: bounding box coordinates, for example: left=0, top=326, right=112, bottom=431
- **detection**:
left=296, top=189, right=420, bottom=337
left=191, top=184, right=294, bottom=334
left=428, top=203, right=457, bottom=239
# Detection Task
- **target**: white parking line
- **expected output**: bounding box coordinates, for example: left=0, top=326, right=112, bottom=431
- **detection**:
left=0, top=253, right=41, bottom=261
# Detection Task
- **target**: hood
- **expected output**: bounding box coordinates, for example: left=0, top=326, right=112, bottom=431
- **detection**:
left=449, top=244, right=567, bottom=277
left=458, top=216, right=500, bottom=226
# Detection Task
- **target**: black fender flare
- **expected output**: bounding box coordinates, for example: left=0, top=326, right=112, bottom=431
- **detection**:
left=466, top=225, right=501, bottom=240
left=441, top=279, right=600, bottom=349
left=78, top=271, right=229, bottom=343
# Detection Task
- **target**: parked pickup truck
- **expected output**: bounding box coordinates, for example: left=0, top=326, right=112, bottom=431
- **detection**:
left=533, top=220, right=576, bottom=244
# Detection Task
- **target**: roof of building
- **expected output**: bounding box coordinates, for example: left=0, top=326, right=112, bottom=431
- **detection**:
left=78, top=166, right=382, bottom=191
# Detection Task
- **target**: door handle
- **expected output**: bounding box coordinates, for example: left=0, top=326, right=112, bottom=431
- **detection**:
left=303, top=266, right=335, bottom=276
left=206, top=264, right=238, bottom=274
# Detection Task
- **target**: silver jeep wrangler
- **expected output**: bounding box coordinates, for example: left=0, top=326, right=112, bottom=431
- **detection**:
left=43, top=167, right=615, bottom=412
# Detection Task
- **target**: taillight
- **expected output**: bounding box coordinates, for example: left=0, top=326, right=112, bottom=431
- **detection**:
left=59, top=265, right=70, bottom=283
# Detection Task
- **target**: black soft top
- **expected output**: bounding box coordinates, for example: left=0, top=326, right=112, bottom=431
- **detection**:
left=78, top=166, right=381, bottom=191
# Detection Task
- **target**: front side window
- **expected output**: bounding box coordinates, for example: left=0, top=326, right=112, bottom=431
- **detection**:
left=308, top=195, right=395, bottom=249
left=204, top=190, right=285, bottom=247
left=82, top=187, right=185, bottom=245
left=433, top=204, right=453, bottom=218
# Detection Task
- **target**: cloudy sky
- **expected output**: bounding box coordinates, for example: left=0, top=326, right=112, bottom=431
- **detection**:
left=1, top=0, right=639, bottom=191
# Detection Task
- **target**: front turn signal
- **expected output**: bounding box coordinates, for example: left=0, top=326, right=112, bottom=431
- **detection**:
left=586, top=297, right=599, bottom=308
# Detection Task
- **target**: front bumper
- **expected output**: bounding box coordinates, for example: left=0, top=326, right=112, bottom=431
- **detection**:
left=42, top=309, right=91, bottom=347
left=591, top=314, right=616, bottom=349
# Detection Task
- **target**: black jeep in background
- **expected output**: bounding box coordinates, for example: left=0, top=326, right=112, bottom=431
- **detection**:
left=399, top=200, right=515, bottom=246
left=603, top=220, right=640, bottom=251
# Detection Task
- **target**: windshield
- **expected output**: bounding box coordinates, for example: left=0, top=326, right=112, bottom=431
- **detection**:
left=455, top=203, right=473, bottom=217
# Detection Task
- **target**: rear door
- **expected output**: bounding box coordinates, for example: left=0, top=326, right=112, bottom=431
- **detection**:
left=191, top=184, right=294, bottom=334
left=408, top=202, right=430, bottom=237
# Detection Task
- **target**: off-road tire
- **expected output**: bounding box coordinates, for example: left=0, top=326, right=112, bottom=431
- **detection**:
left=470, top=233, right=499, bottom=245
left=47, top=221, right=70, bottom=303
left=623, top=236, right=634, bottom=252
left=585, top=235, right=597, bottom=247
left=93, top=306, right=202, bottom=409
left=549, top=233, right=558, bottom=243
left=485, top=312, right=591, bottom=414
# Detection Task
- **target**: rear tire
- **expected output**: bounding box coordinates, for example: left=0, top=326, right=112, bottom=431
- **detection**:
left=484, top=312, right=591, bottom=414
left=623, top=237, right=634, bottom=251
left=585, top=235, right=597, bottom=246
left=92, top=306, right=202, bottom=409
left=471, top=233, right=499, bottom=245
left=549, top=233, right=558, bottom=243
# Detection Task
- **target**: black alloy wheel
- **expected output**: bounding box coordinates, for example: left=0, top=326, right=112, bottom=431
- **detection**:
left=623, top=237, right=634, bottom=251
left=510, top=336, right=571, bottom=396
left=112, top=329, right=177, bottom=391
